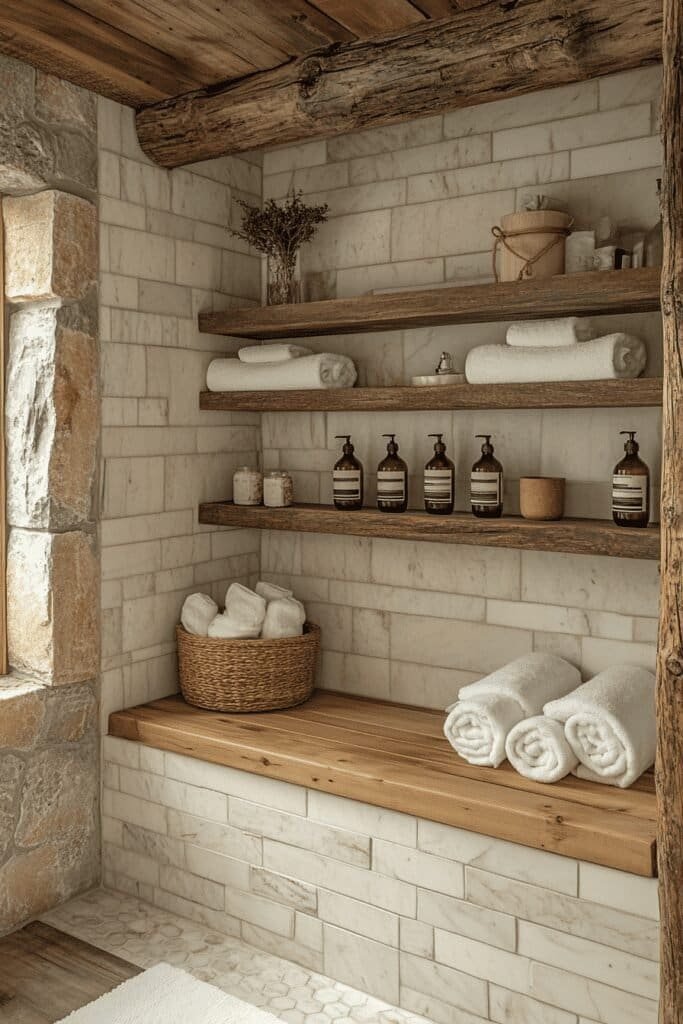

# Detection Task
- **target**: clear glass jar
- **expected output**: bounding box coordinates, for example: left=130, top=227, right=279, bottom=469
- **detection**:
left=267, top=252, right=301, bottom=306
left=263, top=471, right=294, bottom=508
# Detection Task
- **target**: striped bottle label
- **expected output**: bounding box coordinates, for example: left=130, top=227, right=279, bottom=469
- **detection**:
left=377, top=471, right=406, bottom=501
left=612, top=474, right=646, bottom=513
left=424, top=469, right=453, bottom=505
left=471, top=471, right=501, bottom=506
left=333, top=470, right=361, bottom=502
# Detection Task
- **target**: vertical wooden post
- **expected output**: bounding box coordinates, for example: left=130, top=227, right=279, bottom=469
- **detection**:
left=657, top=1, right=683, bottom=1022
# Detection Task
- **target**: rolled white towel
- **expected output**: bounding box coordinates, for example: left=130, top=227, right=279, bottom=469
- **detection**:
left=505, top=716, right=579, bottom=783
left=224, top=583, right=266, bottom=632
left=444, top=653, right=581, bottom=768
left=255, top=580, right=294, bottom=603
left=181, top=593, right=218, bottom=637
left=207, top=353, right=357, bottom=392
left=506, top=316, right=596, bottom=347
left=465, top=333, right=646, bottom=384
left=544, top=665, right=656, bottom=788
left=238, top=343, right=313, bottom=363
left=261, top=597, right=306, bottom=640
left=457, top=653, right=582, bottom=717
left=208, top=614, right=261, bottom=640
left=444, top=693, right=524, bottom=768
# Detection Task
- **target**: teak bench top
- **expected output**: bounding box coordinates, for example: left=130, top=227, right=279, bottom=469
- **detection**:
left=109, top=690, right=657, bottom=877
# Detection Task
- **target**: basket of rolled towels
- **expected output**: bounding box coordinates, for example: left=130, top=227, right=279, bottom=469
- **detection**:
left=443, top=653, right=656, bottom=788
left=464, top=316, right=647, bottom=384
left=176, top=581, right=320, bottom=713
left=206, top=342, right=357, bottom=392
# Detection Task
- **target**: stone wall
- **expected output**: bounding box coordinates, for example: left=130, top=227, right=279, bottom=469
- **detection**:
left=97, top=99, right=262, bottom=729
left=259, top=67, right=663, bottom=708
left=102, top=734, right=661, bottom=1024
left=0, top=56, right=99, bottom=933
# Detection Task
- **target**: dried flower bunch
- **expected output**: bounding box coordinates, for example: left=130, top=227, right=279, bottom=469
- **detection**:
left=232, top=190, right=328, bottom=270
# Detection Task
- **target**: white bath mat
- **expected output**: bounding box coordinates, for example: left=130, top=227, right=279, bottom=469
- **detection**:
left=57, top=962, right=283, bottom=1024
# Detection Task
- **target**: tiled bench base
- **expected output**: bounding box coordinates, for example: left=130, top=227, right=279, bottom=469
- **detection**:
left=102, top=735, right=660, bottom=1024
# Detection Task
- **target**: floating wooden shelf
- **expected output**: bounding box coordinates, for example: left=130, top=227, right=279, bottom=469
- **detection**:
left=198, top=268, right=661, bottom=340
left=198, top=501, right=660, bottom=560
left=109, top=691, right=656, bottom=876
left=200, top=377, right=663, bottom=413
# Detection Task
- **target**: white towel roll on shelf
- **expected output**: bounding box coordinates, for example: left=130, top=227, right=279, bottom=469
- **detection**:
left=505, top=715, right=579, bottom=783
left=207, top=353, right=357, bottom=392
left=238, top=343, right=313, bottom=363
left=544, top=665, right=656, bottom=788
left=506, top=316, right=596, bottom=347
left=465, top=333, right=647, bottom=384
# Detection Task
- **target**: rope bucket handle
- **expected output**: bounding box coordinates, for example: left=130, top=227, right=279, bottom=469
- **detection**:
left=492, top=219, right=574, bottom=282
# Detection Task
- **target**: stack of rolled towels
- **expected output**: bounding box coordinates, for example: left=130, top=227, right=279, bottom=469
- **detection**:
left=444, top=653, right=656, bottom=788
left=207, top=343, right=357, bottom=392
left=464, top=316, right=647, bottom=384
left=181, top=581, right=306, bottom=640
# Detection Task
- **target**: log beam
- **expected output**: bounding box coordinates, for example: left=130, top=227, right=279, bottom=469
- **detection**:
left=657, top=1, right=683, bottom=1022
left=136, top=0, right=662, bottom=166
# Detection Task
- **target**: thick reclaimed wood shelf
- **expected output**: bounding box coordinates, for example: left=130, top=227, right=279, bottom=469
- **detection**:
left=200, top=377, right=663, bottom=413
left=199, top=501, right=660, bottom=560
left=198, top=268, right=661, bottom=340
left=109, top=691, right=657, bottom=876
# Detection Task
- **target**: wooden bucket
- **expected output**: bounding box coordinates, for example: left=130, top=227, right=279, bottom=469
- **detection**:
left=495, top=210, right=572, bottom=282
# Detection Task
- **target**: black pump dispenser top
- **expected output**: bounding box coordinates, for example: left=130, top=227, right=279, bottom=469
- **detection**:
left=476, top=434, right=494, bottom=455
left=620, top=430, right=639, bottom=454
left=382, top=434, right=399, bottom=455
left=335, top=434, right=355, bottom=456
left=428, top=433, right=446, bottom=454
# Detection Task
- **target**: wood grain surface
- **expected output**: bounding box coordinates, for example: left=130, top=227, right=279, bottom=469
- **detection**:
left=0, top=922, right=139, bottom=1023
left=109, top=691, right=657, bottom=876
left=198, top=268, right=661, bottom=340
left=656, top=1, right=682, bottom=1019
left=198, top=501, right=661, bottom=560
left=199, top=377, right=664, bottom=413
left=136, top=0, right=662, bottom=163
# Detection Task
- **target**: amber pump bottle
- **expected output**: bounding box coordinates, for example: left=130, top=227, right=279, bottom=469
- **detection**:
left=333, top=435, right=363, bottom=510
left=612, top=431, right=650, bottom=528
left=377, top=435, right=408, bottom=513
left=424, top=434, right=455, bottom=515
left=471, top=435, right=503, bottom=518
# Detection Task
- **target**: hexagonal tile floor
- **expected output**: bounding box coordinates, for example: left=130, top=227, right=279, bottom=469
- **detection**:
left=42, top=890, right=431, bottom=1024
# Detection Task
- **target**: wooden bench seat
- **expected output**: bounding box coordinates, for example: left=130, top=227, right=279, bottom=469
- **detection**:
left=109, top=690, right=657, bottom=877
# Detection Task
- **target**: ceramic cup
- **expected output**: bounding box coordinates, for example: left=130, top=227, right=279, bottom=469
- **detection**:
left=519, top=477, right=565, bottom=521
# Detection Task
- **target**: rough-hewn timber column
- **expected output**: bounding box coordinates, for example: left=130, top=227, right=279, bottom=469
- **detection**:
left=657, top=1, right=683, bottom=1022
left=136, top=0, right=662, bottom=166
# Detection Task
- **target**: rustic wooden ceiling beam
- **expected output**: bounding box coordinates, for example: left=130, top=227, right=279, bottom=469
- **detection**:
left=136, top=0, right=662, bottom=167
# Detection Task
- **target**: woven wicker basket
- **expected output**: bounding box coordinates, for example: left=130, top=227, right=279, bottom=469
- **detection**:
left=176, top=621, right=320, bottom=712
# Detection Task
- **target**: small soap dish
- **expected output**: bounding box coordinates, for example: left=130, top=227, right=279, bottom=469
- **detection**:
left=411, top=372, right=465, bottom=387
left=411, top=351, right=464, bottom=387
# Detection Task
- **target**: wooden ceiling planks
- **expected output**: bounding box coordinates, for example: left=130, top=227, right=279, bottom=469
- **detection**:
left=308, top=0, right=426, bottom=36
left=0, top=0, right=203, bottom=104
left=68, top=0, right=260, bottom=84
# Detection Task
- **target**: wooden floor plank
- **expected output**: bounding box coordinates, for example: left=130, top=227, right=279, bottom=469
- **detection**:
left=0, top=922, right=139, bottom=1023
left=109, top=693, right=657, bottom=876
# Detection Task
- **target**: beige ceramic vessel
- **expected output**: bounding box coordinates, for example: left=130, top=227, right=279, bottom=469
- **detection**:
left=519, top=476, right=566, bottom=520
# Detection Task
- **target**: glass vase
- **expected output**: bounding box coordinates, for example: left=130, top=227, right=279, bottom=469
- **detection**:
left=267, top=252, right=301, bottom=305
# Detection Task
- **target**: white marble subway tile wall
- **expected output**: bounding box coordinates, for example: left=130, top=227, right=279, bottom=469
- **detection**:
left=260, top=67, right=663, bottom=706
left=98, top=99, right=263, bottom=731
left=101, top=738, right=661, bottom=1024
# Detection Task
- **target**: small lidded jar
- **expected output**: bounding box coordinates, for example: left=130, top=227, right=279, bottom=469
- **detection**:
left=233, top=466, right=263, bottom=506
left=263, top=470, right=294, bottom=508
